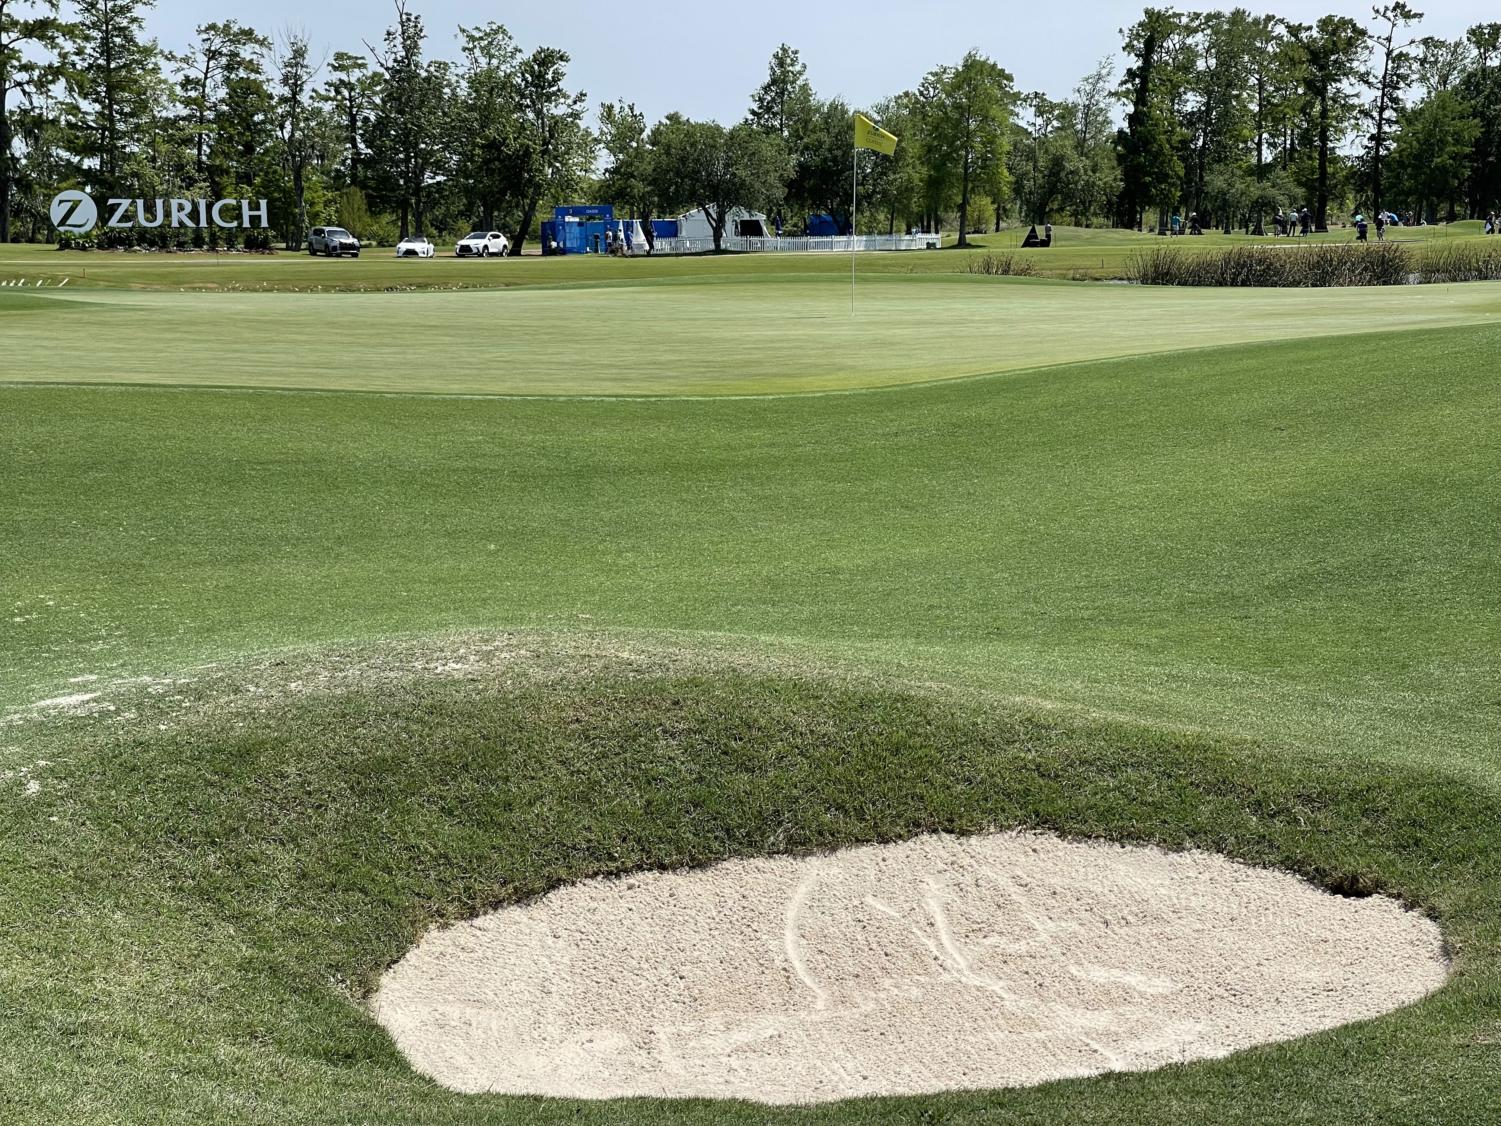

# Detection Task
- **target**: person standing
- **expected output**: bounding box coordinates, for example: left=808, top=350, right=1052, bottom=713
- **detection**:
left=1374, top=212, right=1386, bottom=241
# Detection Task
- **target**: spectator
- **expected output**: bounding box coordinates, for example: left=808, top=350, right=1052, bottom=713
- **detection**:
left=1374, top=212, right=1386, bottom=242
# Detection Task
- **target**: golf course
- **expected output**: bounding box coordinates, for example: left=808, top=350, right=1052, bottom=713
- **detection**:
left=2, top=235, right=1499, bottom=1124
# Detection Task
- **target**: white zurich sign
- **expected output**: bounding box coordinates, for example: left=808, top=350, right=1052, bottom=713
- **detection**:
left=49, top=190, right=270, bottom=235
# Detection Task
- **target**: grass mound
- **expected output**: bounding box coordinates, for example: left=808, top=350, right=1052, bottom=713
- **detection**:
left=3, top=634, right=1499, bottom=1124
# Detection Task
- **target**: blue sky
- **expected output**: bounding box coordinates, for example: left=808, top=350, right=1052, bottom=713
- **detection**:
left=143, top=0, right=1498, bottom=128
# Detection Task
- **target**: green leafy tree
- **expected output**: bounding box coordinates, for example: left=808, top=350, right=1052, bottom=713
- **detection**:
left=794, top=96, right=870, bottom=231
left=1010, top=92, right=1078, bottom=225
left=449, top=22, right=520, bottom=231
left=1183, top=8, right=1258, bottom=225
left=64, top=0, right=162, bottom=198
left=748, top=43, right=814, bottom=145
left=1390, top=89, right=1479, bottom=220
left=274, top=32, right=321, bottom=248
left=498, top=45, right=591, bottom=252
left=1061, top=57, right=1120, bottom=227
left=366, top=1, right=451, bottom=238
left=318, top=51, right=377, bottom=189
left=204, top=58, right=273, bottom=244
left=173, top=21, right=268, bottom=184
left=598, top=98, right=652, bottom=221
left=1116, top=8, right=1187, bottom=229
left=863, top=92, right=924, bottom=233
left=648, top=116, right=787, bottom=250
left=1365, top=3, right=1424, bottom=213
left=1293, top=15, right=1368, bottom=230
left=10, top=86, right=70, bottom=239
left=923, top=50, right=1015, bottom=247
left=1, top=0, right=69, bottom=242
left=1457, top=23, right=1501, bottom=215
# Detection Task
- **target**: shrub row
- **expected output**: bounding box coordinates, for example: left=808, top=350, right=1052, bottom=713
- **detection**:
left=965, top=252, right=1037, bottom=277
left=1417, top=242, right=1501, bottom=283
left=56, top=228, right=280, bottom=252
left=1128, top=243, right=1414, bottom=287
left=1128, top=240, right=1501, bottom=287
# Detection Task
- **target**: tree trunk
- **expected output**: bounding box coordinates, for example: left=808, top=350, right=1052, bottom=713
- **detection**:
left=0, top=77, right=11, bottom=245
left=957, top=155, right=971, bottom=248
left=1373, top=75, right=1388, bottom=213
left=291, top=164, right=306, bottom=251
left=515, top=193, right=542, bottom=254
left=1315, top=91, right=1331, bottom=232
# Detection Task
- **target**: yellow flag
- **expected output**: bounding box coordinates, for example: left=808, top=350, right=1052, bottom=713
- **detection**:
left=854, top=113, right=898, bottom=156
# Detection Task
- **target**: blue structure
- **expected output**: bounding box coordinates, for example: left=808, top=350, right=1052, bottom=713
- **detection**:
left=806, top=213, right=850, bottom=236
left=542, top=205, right=621, bottom=255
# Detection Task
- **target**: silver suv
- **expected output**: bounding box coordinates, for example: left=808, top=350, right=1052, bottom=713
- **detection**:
left=307, top=227, right=361, bottom=257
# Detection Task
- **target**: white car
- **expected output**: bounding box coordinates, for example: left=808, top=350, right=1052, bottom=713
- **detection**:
left=456, top=230, right=510, bottom=258
left=395, top=235, right=436, bottom=259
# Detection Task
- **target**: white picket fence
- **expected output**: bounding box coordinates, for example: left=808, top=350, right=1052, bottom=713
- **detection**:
left=649, top=233, right=944, bottom=256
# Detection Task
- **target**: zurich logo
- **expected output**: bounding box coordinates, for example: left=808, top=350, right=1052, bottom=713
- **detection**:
left=50, top=190, right=98, bottom=235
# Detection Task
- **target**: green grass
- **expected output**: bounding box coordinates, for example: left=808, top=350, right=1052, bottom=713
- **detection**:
left=3, top=273, right=1498, bottom=395
left=2, top=260, right=1499, bottom=1122
left=4, top=644, right=1499, bottom=1124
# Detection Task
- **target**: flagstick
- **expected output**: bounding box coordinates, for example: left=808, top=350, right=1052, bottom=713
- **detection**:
left=851, top=143, right=858, bottom=315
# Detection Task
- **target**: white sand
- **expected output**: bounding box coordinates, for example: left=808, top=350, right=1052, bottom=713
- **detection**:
left=373, top=831, right=1447, bottom=1105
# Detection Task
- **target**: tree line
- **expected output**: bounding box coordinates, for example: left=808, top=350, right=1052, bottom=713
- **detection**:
left=1, top=0, right=1498, bottom=251
left=1108, top=6, right=1501, bottom=234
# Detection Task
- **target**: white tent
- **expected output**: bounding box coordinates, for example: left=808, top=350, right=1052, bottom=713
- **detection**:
left=674, top=207, right=771, bottom=241
left=612, top=219, right=649, bottom=254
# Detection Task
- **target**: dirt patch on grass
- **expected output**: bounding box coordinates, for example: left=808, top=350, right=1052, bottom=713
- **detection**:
left=373, top=830, right=1447, bottom=1104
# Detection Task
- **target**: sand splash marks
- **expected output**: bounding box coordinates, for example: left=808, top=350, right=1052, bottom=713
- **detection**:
left=374, top=832, right=1447, bottom=1105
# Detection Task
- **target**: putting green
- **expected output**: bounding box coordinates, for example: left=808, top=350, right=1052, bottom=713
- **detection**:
left=4, top=274, right=1499, bottom=396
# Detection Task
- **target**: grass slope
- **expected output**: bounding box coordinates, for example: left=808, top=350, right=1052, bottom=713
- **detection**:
left=3, top=274, right=1498, bottom=396
left=2, top=641, right=1498, bottom=1125
left=4, top=325, right=1496, bottom=780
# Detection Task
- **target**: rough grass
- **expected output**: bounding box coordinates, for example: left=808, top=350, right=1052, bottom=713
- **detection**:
left=2, top=636, right=1498, bottom=1125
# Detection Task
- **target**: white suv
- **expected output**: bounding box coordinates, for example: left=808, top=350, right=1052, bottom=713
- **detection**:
left=456, top=230, right=510, bottom=258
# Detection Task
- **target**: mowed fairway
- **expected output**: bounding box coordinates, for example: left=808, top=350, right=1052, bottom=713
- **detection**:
left=3, top=272, right=1500, bottom=395
left=1, top=258, right=1499, bottom=1124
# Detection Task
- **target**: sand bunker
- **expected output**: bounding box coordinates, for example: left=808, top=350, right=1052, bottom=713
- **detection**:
left=373, top=832, right=1447, bottom=1104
